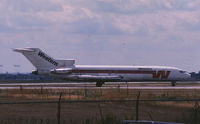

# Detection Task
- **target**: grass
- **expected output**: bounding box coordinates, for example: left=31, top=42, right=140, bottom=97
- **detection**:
left=1, top=88, right=199, bottom=101
left=0, top=83, right=200, bottom=123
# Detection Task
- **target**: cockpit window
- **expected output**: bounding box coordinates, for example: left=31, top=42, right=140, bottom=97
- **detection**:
left=179, top=71, right=186, bottom=73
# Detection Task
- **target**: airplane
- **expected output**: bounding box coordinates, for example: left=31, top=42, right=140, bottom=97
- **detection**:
left=13, top=48, right=192, bottom=87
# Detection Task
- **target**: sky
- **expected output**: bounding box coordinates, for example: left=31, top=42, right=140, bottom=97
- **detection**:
left=0, top=0, right=200, bottom=73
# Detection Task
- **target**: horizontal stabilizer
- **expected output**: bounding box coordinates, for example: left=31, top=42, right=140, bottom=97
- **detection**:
left=13, top=48, right=35, bottom=52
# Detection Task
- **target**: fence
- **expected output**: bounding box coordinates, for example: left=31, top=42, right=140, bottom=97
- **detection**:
left=0, top=87, right=200, bottom=124
left=0, top=94, right=200, bottom=123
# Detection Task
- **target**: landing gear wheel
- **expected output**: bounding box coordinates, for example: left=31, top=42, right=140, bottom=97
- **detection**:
left=171, top=81, right=176, bottom=87
left=96, top=82, right=104, bottom=87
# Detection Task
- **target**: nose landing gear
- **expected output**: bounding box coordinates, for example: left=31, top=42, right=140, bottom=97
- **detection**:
left=171, top=81, right=176, bottom=86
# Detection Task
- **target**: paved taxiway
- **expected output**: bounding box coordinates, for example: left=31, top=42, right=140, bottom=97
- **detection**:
left=1, top=86, right=200, bottom=90
left=0, top=82, right=200, bottom=90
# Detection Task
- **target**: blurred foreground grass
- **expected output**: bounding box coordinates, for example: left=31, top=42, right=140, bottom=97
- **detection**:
left=0, top=86, right=199, bottom=124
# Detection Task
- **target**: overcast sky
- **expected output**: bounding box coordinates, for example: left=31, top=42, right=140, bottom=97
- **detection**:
left=0, top=0, right=200, bottom=73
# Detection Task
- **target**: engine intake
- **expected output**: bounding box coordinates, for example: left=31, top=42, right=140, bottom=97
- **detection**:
left=32, top=70, right=38, bottom=75
left=51, top=68, right=72, bottom=74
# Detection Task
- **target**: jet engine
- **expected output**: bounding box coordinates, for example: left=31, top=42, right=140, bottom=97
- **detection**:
left=50, top=68, right=72, bottom=74
left=32, top=70, right=38, bottom=75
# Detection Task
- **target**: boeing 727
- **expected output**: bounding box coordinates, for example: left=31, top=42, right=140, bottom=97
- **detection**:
left=13, top=48, right=192, bottom=87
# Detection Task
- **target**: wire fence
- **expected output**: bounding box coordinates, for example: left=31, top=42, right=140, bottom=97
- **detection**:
left=0, top=94, right=200, bottom=124
left=0, top=87, right=200, bottom=124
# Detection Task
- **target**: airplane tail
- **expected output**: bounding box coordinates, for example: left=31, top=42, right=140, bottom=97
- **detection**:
left=13, top=48, right=75, bottom=72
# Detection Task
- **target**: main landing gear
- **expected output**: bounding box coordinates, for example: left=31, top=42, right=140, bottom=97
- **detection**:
left=171, top=81, right=176, bottom=86
left=96, top=82, right=104, bottom=87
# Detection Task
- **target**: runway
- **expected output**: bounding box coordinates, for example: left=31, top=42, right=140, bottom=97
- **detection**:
left=0, top=82, right=200, bottom=90
left=1, top=86, right=200, bottom=90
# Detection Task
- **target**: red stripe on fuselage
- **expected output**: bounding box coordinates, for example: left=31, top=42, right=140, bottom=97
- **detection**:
left=71, top=70, right=154, bottom=74
left=71, top=70, right=171, bottom=79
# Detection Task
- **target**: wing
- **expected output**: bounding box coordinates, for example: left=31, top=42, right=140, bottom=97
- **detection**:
left=65, top=75, right=124, bottom=81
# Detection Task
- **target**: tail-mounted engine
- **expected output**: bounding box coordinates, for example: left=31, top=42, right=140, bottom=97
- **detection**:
left=50, top=68, right=72, bottom=75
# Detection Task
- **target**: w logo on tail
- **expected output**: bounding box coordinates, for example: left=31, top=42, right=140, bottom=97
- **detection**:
left=152, top=71, right=171, bottom=79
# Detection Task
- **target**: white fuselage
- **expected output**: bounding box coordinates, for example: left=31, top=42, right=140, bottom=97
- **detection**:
left=50, top=65, right=191, bottom=82
left=13, top=48, right=192, bottom=86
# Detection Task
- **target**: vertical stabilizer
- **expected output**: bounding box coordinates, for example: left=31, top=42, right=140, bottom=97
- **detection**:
left=13, top=47, right=75, bottom=72
left=14, top=47, right=75, bottom=74
left=13, top=48, right=59, bottom=70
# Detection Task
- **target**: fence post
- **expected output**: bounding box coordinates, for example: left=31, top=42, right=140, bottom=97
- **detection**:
left=126, top=82, right=129, bottom=96
left=84, top=87, right=88, bottom=98
left=98, top=104, right=104, bottom=124
left=41, top=86, right=43, bottom=99
left=136, top=91, right=141, bottom=121
left=69, top=89, right=71, bottom=100
left=194, top=100, right=199, bottom=124
left=57, top=92, right=62, bottom=124
left=19, top=85, right=23, bottom=97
